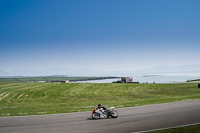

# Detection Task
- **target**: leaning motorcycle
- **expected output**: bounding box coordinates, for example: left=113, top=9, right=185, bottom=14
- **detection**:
left=91, top=107, right=118, bottom=119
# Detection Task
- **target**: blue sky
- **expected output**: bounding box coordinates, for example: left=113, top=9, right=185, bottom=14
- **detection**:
left=1, top=0, right=200, bottom=72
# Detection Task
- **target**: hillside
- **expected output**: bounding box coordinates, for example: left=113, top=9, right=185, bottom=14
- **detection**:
left=0, top=82, right=200, bottom=117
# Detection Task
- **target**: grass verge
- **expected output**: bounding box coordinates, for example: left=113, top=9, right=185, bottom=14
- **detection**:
left=149, top=124, right=200, bottom=133
left=0, top=82, right=200, bottom=117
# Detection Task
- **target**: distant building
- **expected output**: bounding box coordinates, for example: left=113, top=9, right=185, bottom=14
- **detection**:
left=38, top=81, right=46, bottom=83
left=121, top=77, right=132, bottom=83
left=61, top=80, right=69, bottom=83
left=112, top=77, right=139, bottom=83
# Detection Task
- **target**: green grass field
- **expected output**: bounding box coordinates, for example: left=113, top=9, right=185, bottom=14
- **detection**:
left=0, top=82, right=200, bottom=117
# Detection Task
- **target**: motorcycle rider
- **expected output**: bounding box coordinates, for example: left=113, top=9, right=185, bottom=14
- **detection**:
left=96, top=104, right=108, bottom=116
left=97, top=104, right=107, bottom=110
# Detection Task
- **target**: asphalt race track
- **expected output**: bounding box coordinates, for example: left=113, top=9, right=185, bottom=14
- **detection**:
left=1, top=100, right=200, bottom=133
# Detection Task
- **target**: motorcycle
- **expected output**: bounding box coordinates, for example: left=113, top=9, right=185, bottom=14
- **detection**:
left=91, top=107, right=118, bottom=119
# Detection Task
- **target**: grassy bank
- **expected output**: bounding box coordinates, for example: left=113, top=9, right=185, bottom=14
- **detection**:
left=0, top=82, right=200, bottom=117
left=149, top=124, right=200, bottom=133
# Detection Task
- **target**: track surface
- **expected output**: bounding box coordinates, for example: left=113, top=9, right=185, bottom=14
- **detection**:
left=1, top=100, right=200, bottom=133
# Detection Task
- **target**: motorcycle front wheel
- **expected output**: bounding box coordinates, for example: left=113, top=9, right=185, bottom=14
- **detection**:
left=111, top=111, right=118, bottom=118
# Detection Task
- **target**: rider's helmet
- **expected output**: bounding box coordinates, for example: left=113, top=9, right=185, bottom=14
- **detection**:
left=98, top=104, right=102, bottom=108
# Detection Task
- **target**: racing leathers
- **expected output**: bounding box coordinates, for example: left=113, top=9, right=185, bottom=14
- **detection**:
left=97, top=105, right=108, bottom=116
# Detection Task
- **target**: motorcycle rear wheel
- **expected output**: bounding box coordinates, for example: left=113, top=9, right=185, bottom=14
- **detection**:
left=92, top=113, right=100, bottom=119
